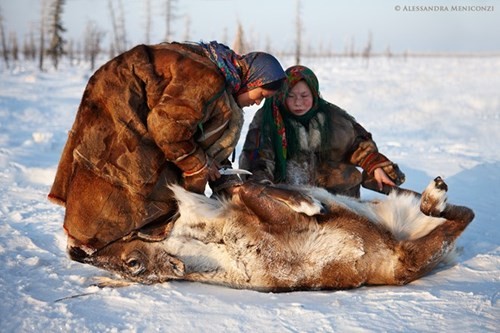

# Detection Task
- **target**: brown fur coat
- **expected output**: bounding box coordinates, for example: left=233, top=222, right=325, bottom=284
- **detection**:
left=239, top=103, right=404, bottom=197
left=49, top=43, right=244, bottom=253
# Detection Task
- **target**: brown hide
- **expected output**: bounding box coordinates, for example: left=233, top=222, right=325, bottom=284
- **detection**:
left=79, top=178, right=474, bottom=291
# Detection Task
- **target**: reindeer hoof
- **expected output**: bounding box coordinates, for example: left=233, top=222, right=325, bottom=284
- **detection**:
left=421, top=177, right=448, bottom=217
left=433, top=176, right=448, bottom=192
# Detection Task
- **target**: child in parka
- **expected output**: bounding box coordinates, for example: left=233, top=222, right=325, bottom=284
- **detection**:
left=239, top=65, right=405, bottom=198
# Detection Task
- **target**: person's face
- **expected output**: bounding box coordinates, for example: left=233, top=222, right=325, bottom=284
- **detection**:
left=236, top=88, right=277, bottom=108
left=285, top=80, right=314, bottom=116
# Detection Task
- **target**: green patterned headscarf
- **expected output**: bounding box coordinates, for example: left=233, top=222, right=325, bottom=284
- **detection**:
left=260, top=65, right=331, bottom=181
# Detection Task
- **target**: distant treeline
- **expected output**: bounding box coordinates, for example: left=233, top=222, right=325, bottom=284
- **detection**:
left=0, top=0, right=184, bottom=71
left=1, top=0, right=498, bottom=72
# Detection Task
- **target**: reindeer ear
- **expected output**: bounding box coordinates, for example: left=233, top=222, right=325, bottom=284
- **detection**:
left=135, top=221, right=175, bottom=241
left=168, top=257, right=186, bottom=277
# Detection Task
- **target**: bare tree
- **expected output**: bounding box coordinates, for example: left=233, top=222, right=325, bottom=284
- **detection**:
left=117, top=0, right=127, bottom=48
left=23, top=38, right=30, bottom=61
left=84, top=20, right=105, bottom=71
left=385, top=45, right=393, bottom=59
left=326, top=40, right=333, bottom=57
left=108, top=0, right=119, bottom=53
left=183, top=15, right=191, bottom=42
left=348, top=36, right=356, bottom=58
left=47, top=0, right=66, bottom=70
left=66, top=39, right=74, bottom=64
left=39, top=0, right=48, bottom=71
left=165, top=0, right=177, bottom=42
left=317, top=40, right=324, bottom=57
left=10, top=32, right=18, bottom=61
left=144, top=0, right=151, bottom=44
left=294, top=0, right=303, bottom=65
left=221, top=27, right=228, bottom=45
left=108, top=0, right=127, bottom=55
left=264, top=36, right=272, bottom=53
left=164, top=0, right=178, bottom=42
left=245, top=27, right=257, bottom=51
left=361, top=31, right=372, bottom=66
left=232, top=21, right=246, bottom=54
left=306, top=42, right=313, bottom=57
left=165, top=0, right=172, bottom=41
left=74, top=40, right=82, bottom=65
left=0, top=6, right=9, bottom=68
left=23, top=30, right=37, bottom=61
left=67, top=39, right=83, bottom=65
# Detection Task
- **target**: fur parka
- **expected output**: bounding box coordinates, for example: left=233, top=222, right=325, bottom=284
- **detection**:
left=49, top=43, right=244, bottom=253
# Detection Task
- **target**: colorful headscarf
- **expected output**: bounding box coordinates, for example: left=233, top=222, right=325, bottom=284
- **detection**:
left=199, top=41, right=285, bottom=95
left=282, top=65, right=320, bottom=113
left=260, top=65, right=331, bottom=181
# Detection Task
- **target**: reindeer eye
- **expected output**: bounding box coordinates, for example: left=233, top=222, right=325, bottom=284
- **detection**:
left=126, top=259, right=139, bottom=268
left=125, top=256, right=145, bottom=275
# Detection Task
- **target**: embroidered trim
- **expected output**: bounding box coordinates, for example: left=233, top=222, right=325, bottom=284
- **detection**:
left=183, top=160, right=208, bottom=177
left=173, top=146, right=197, bottom=163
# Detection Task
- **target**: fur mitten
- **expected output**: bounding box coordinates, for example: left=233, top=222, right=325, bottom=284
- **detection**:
left=183, top=166, right=209, bottom=194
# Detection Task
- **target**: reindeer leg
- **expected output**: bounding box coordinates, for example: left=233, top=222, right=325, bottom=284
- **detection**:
left=394, top=177, right=474, bottom=284
left=235, top=182, right=324, bottom=226
left=386, top=185, right=422, bottom=198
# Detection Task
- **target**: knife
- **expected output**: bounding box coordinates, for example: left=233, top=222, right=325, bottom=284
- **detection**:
left=218, top=168, right=253, bottom=176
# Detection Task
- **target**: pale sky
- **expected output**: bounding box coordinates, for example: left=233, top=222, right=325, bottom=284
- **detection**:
left=1, top=0, right=499, bottom=53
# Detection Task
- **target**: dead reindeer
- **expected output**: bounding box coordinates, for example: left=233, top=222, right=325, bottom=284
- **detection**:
left=78, top=176, right=474, bottom=292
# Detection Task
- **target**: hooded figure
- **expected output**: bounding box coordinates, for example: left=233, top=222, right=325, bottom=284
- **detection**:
left=48, top=41, right=285, bottom=259
left=240, top=65, right=404, bottom=197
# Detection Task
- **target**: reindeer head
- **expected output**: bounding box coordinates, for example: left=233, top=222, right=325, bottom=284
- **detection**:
left=69, top=237, right=185, bottom=284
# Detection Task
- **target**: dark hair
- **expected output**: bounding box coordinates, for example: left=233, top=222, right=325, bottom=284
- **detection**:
left=261, top=78, right=285, bottom=92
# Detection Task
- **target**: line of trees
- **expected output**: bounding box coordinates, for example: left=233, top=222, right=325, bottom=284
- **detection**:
left=0, top=0, right=388, bottom=72
left=0, top=0, right=179, bottom=71
left=0, top=0, right=67, bottom=71
left=1, top=0, right=495, bottom=72
left=1, top=0, right=69, bottom=70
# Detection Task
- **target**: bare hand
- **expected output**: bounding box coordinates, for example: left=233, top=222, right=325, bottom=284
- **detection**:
left=207, top=159, right=221, bottom=182
left=373, top=168, right=396, bottom=191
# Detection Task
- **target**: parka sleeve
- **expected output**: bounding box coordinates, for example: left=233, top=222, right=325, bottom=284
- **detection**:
left=347, top=121, right=382, bottom=171
left=346, top=116, right=404, bottom=184
left=325, top=104, right=379, bottom=171
left=147, top=102, right=209, bottom=175
left=239, top=108, right=276, bottom=182
left=145, top=53, right=226, bottom=176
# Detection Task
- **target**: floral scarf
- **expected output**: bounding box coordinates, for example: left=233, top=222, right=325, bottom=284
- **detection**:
left=199, top=41, right=285, bottom=95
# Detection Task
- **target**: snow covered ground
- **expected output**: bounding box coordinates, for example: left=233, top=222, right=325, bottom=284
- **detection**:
left=0, top=55, right=498, bottom=332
